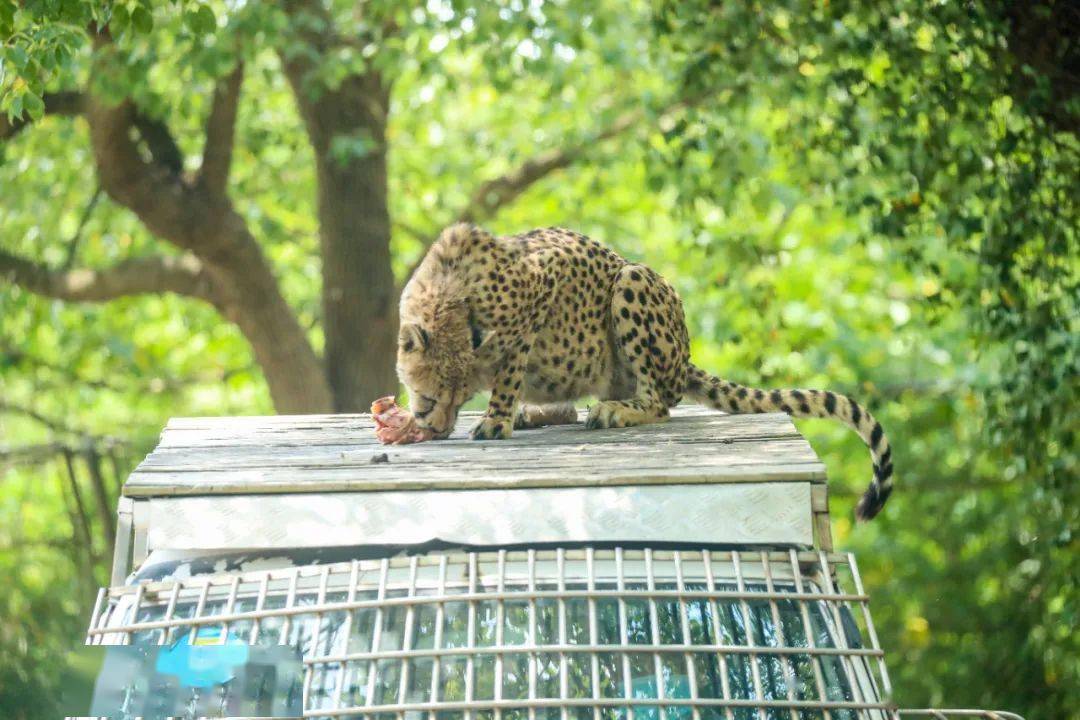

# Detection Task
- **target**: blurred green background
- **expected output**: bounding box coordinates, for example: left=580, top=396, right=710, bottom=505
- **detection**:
left=0, top=1, right=1076, bottom=718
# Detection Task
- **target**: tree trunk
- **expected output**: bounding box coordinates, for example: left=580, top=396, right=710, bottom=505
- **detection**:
left=286, top=69, right=398, bottom=412
left=83, top=92, right=333, bottom=414
left=205, top=206, right=335, bottom=414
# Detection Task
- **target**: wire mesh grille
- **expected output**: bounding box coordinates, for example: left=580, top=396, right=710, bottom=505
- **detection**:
left=85, top=548, right=1020, bottom=720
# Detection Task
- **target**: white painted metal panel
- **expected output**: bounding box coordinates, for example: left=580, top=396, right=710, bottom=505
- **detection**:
left=145, top=482, right=814, bottom=550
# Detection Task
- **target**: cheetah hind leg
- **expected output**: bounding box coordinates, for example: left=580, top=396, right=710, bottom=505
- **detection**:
left=585, top=264, right=680, bottom=430
left=514, top=402, right=578, bottom=430
left=585, top=396, right=669, bottom=429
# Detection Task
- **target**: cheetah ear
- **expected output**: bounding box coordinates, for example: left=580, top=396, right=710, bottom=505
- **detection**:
left=399, top=323, right=430, bottom=353
left=470, top=321, right=487, bottom=350
left=473, top=328, right=497, bottom=352
left=473, top=331, right=499, bottom=366
left=468, top=320, right=498, bottom=362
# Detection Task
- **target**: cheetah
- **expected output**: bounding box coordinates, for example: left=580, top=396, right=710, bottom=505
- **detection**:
left=396, top=224, right=895, bottom=520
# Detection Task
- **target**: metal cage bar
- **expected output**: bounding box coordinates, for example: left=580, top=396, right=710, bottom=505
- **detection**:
left=330, top=559, right=360, bottom=710
left=644, top=548, right=666, bottom=711
left=301, top=566, right=329, bottom=709
left=557, top=547, right=570, bottom=720
left=760, top=551, right=800, bottom=720
left=673, top=550, right=702, bottom=720
left=395, top=556, right=419, bottom=713
left=496, top=549, right=508, bottom=720
left=83, top=548, right=1025, bottom=720
left=465, top=552, right=478, bottom=720
left=525, top=548, right=537, bottom=720
left=702, top=549, right=735, bottom=720
left=615, top=547, right=635, bottom=720
left=732, top=550, right=768, bottom=720
left=586, top=547, right=602, bottom=720
left=429, top=554, right=448, bottom=720
left=787, top=548, right=834, bottom=720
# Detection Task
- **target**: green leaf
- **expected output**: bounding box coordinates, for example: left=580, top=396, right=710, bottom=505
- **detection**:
left=8, top=92, right=22, bottom=118
left=7, top=45, right=28, bottom=71
left=185, top=4, right=216, bottom=35
left=111, top=3, right=130, bottom=32
left=132, top=5, right=154, bottom=34
left=22, top=91, right=44, bottom=120
left=0, top=4, right=13, bottom=36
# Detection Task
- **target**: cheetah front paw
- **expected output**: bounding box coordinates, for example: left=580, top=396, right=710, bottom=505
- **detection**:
left=470, top=415, right=514, bottom=440
left=585, top=401, right=632, bottom=429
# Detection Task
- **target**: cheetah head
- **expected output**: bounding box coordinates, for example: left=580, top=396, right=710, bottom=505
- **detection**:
left=396, top=300, right=496, bottom=438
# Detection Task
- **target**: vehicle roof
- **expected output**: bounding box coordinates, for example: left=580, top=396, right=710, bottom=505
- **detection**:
left=120, top=406, right=830, bottom=553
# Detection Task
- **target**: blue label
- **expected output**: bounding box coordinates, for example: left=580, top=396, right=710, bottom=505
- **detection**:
left=80, top=640, right=304, bottom=719
left=154, top=630, right=251, bottom=688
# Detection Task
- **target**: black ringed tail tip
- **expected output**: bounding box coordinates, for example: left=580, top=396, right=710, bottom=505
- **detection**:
left=855, top=480, right=893, bottom=521
left=686, top=364, right=896, bottom=522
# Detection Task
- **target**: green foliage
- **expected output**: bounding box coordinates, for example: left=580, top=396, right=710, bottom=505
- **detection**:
left=649, top=0, right=1078, bottom=716
left=0, top=4, right=81, bottom=121
left=1, top=1, right=1076, bottom=718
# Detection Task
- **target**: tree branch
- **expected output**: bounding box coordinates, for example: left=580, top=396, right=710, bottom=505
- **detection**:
left=455, top=97, right=709, bottom=227
left=1, top=443, right=70, bottom=470
left=82, top=447, right=117, bottom=544
left=83, top=30, right=200, bottom=247
left=456, top=107, right=644, bottom=225
left=0, top=87, right=185, bottom=177
left=132, top=112, right=185, bottom=175
left=0, top=249, right=216, bottom=303
left=0, top=345, right=124, bottom=392
left=393, top=218, right=430, bottom=243
left=0, top=438, right=132, bottom=469
left=397, top=101, right=695, bottom=287
left=397, top=107, right=645, bottom=287
left=86, top=94, right=194, bottom=221
left=0, top=92, right=84, bottom=141
left=13, top=21, right=335, bottom=414
left=0, top=401, right=82, bottom=436
left=60, top=449, right=101, bottom=565
left=62, top=186, right=103, bottom=270
left=198, top=63, right=245, bottom=195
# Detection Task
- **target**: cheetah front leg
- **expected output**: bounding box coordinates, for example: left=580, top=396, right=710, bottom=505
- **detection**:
left=473, top=271, right=550, bottom=440
left=470, top=345, right=531, bottom=440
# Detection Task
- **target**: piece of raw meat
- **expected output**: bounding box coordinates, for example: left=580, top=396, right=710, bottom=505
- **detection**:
left=371, top=396, right=435, bottom=444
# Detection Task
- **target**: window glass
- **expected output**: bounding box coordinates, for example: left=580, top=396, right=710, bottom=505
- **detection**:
left=102, top=554, right=871, bottom=720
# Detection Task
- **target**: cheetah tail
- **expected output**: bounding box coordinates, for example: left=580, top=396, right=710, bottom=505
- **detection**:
left=685, top=364, right=894, bottom=521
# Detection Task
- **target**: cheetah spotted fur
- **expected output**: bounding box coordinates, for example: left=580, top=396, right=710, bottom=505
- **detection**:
left=396, top=224, right=895, bottom=520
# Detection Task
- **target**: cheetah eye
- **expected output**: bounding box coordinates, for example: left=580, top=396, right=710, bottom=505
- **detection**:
left=400, top=323, right=430, bottom=353
left=470, top=323, right=484, bottom=350
left=415, top=395, right=437, bottom=419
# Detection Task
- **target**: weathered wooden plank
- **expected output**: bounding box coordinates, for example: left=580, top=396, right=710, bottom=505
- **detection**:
left=135, top=435, right=818, bottom=473
left=152, top=408, right=796, bottom=449
left=812, top=484, right=833, bottom=551
left=122, top=406, right=828, bottom=497
left=111, top=497, right=134, bottom=586
left=160, top=404, right=721, bottom=429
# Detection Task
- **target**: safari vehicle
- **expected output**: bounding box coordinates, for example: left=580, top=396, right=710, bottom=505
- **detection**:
left=84, top=406, right=1023, bottom=719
